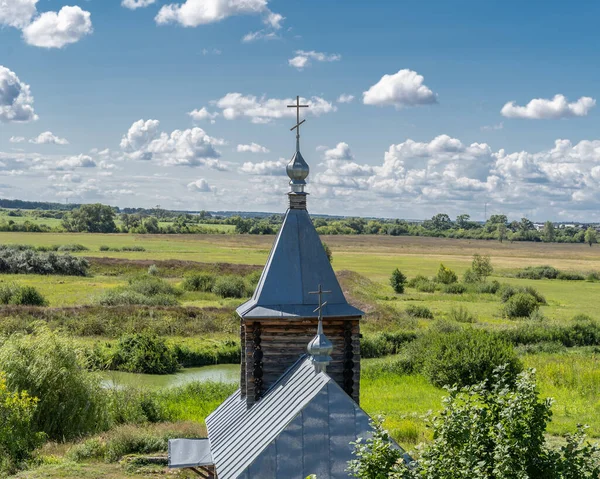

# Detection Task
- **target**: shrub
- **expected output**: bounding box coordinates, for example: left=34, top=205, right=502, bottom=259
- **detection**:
left=0, top=283, right=47, bottom=306
left=0, top=372, right=45, bottom=474
left=472, top=253, right=493, bottom=280
left=128, top=276, right=180, bottom=297
left=322, top=241, right=333, bottom=263
left=448, top=305, right=476, bottom=323
left=436, top=263, right=458, bottom=284
left=557, top=271, right=585, bottom=281
left=0, top=326, right=107, bottom=440
left=390, top=268, right=407, bottom=294
left=516, top=265, right=560, bottom=280
left=244, top=270, right=262, bottom=295
left=97, top=290, right=179, bottom=307
left=182, top=272, right=216, bottom=292
left=406, top=304, right=434, bottom=319
left=57, top=243, right=88, bottom=252
left=587, top=271, right=600, bottom=282
left=147, top=264, right=159, bottom=276
left=415, top=279, right=437, bottom=293
left=407, top=275, right=428, bottom=288
left=212, top=275, right=247, bottom=298
left=361, top=331, right=419, bottom=359
left=522, top=285, right=546, bottom=304
left=122, top=246, right=146, bottom=252
left=504, top=293, right=540, bottom=319
left=409, top=329, right=522, bottom=388
left=442, top=283, right=466, bottom=294
left=99, top=245, right=110, bottom=251
left=462, top=268, right=479, bottom=284
left=498, top=284, right=545, bottom=304
left=0, top=248, right=88, bottom=276
left=107, top=333, right=180, bottom=374
left=474, top=279, right=501, bottom=294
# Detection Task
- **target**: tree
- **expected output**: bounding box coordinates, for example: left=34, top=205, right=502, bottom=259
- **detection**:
left=585, top=227, right=598, bottom=247
left=62, top=203, right=117, bottom=233
left=455, top=214, right=471, bottom=229
left=436, top=264, right=458, bottom=284
left=496, top=223, right=507, bottom=243
left=543, top=221, right=556, bottom=242
left=390, top=268, right=407, bottom=294
left=322, top=242, right=333, bottom=263
left=519, top=217, right=535, bottom=232
left=472, top=254, right=493, bottom=280
left=143, top=216, right=160, bottom=234
left=430, top=213, right=453, bottom=231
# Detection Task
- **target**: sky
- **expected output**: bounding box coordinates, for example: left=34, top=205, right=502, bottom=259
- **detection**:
left=2, top=0, right=600, bottom=221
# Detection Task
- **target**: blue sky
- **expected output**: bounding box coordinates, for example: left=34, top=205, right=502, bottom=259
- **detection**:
left=2, top=0, right=600, bottom=220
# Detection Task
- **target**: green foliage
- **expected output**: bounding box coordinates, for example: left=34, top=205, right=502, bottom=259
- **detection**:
left=56, top=243, right=88, bottom=252
left=517, top=265, right=560, bottom=279
left=405, top=305, right=434, bottom=319
left=0, top=283, right=47, bottom=306
left=361, top=332, right=419, bottom=359
left=105, top=333, right=180, bottom=374
left=585, top=227, right=598, bottom=247
left=557, top=271, right=585, bottom=281
left=441, top=283, right=466, bottom=294
left=462, top=268, right=479, bottom=283
left=182, top=272, right=216, bottom=292
left=0, top=247, right=89, bottom=276
left=471, top=254, right=493, bottom=280
left=504, top=292, right=540, bottom=318
left=500, top=315, right=600, bottom=348
left=447, top=305, right=476, bottom=323
left=127, top=275, right=180, bottom=296
left=0, top=372, right=45, bottom=474
left=96, top=289, right=179, bottom=306
left=0, top=326, right=107, bottom=440
left=409, top=329, right=522, bottom=388
left=390, top=268, right=407, bottom=294
left=473, top=280, right=501, bottom=294
left=212, top=275, right=247, bottom=298
left=412, top=278, right=437, bottom=293
left=393, top=368, right=600, bottom=479
left=436, top=263, right=457, bottom=284
left=62, top=203, right=117, bottom=233
left=322, top=241, right=333, bottom=263
left=147, top=264, right=159, bottom=276
left=348, top=416, right=404, bottom=479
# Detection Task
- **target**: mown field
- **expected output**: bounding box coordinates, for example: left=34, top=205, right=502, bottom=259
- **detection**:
left=2, top=232, right=600, bottom=478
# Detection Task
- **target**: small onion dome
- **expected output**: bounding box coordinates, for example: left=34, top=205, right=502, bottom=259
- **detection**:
left=307, top=321, right=333, bottom=373
left=287, top=150, right=309, bottom=193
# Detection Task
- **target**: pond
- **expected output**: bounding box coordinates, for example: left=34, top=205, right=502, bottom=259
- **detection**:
left=101, top=364, right=240, bottom=390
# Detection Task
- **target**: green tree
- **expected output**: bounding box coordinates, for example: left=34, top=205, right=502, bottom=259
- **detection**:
left=430, top=213, right=453, bottom=231
left=143, top=216, right=160, bottom=234
left=455, top=214, right=471, bottom=229
left=472, top=254, right=493, bottom=280
left=390, top=268, right=407, bottom=294
left=543, top=221, right=556, bottom=242
left=519, top=217, right=535, bottom=232
left=496, top=223, right=507, bottom=243
left=62, top=203, right=117, bottom=233
left=436, top=264, right=458, bottom=284
left=322, top=242, right=333, bottom=263
left=585, top=227, right=598, bottom=247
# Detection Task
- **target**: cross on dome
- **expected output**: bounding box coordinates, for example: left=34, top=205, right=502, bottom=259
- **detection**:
left=287, top=95, right=309, bottom=152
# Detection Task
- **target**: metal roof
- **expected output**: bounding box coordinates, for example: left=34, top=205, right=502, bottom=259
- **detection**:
left=168, top=439, right=213, bottom=469
left=237, top=208, right=364, bottom=319
left=205, top=355, right=383, bottom=479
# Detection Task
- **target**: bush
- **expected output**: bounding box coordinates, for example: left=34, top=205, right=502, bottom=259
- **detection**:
left=361, top=331, right=418, bottom=359
left=322, top=241, right=333, bottom=263
left=516, top=265, right=560, bottom=280
left=97, top=290, right=179, bottom=307
left=504, top=293, right=540, bottom=318
left=0, top=372, right=45, bottom=474
left=448, top=305, right=476, bottom=323
left=406, top=304, right=434, bottom=319
left=390, top=268, right=407, bottom=294
left=212, top=275, right=247, bottom=298
left=587, top=271, right=600, bottom=282
left=557, top=271, right=585, bottom=281
left=473, top=279, right=501, bottom=294
left=107, top=333, right=180, bottom=374
left=99, top=245, right=110, bottom=251
left=128, top=276, right=180, bottom=297
left=57, top=243, right=89, bottom=252
left=182, top=272, right=216, bottom=292
left=471, top=253, right=493, bottom=280
left=409, top=329, right=522, bottom=388
left=436, top=263, right=458, bottom=284
left=122, top=246, right=146, bottom=252
left=0, top=247, right=88, bottom=276
left=407, top=275, right=428, bottom=288
left=442, top=283, right=466, bottom=294
left=244, top=270, right=262, bottom=295
left=147, top=264, right=159, bottom=276
left=414, top=279, right=437, bottom=293
left=498, top=284, right=545, bottom=304
left=0, top=283, right=47, bottom=306
left=0, top=326, right=107, bottom=440
left=462, top=268, right=479, bottom=284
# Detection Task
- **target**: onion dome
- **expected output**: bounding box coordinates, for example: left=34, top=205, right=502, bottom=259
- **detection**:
left=307, top=318, right=333, bottom=373
left=287, top=150, right=309, bottom=193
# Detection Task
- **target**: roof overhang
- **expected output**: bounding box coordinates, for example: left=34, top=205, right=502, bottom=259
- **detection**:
left=168, top=438, right=213, bottom=469
left=237, top=299, right=364, bottom=319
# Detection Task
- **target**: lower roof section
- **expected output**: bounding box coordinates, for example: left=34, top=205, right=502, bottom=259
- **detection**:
left=168, top=438, right=213, bottom=469
left=237, top=299, right=363, bottom=319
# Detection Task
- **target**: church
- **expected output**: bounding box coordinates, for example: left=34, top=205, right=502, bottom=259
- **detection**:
left=168, top=97, right=404, bottom=478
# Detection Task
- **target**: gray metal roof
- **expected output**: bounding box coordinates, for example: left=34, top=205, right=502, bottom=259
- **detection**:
left=205, top=355, right=383, bottom=479
left=237, top=208, right=364, bottom=319
left=168, top=438, right=213, bottom=469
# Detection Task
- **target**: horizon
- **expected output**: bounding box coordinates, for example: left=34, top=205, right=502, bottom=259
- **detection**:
left=2, top=1, right=600, bottom=221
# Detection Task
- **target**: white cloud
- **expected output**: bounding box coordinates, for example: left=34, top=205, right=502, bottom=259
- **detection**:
left=239, top=159, right=286, bottom=176
left=363, top=69, right=437, bottom=109
left=337, top=94, right=354, bottom=104
left=23, top=6, right=92, bottom=48
left=237, top=142, right=269, bottom=154
left=9, top=136, right=25, bottom=143
left=188, top=107, right=219, bottom=123
left=57, top=154, right=96, bottom=169
left=0, top=66, right=38, bottom=123
left=264, top=11, right=283, bottom=29
left=213, top=93, right=336, bottom=124
left=481, top=122, right=504, bottom=131
left=29, top=131, right=69, bottom=145
left=120, top=119, right=161, bottom=159
left=156, top=0, right=269, bottom=27
left=187, top=178, right=215, bottom=192
left=501, top=94, right=596, bottom=119
left=242, top=29, right=278, bottom=43
left=122, top=0, right=156, bottom=10
left=0, top=0, right=38, bottom=28
left=324, top=142, right=354, bottom=161
left=288, top=50, right=341, bottom=70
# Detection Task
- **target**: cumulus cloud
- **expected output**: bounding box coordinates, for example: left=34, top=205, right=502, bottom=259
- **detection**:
left=122, top=0, right=156, bottom=10
left=156, top=0, right=270, bottom=27
left=501, top=94, right=596, bottom=119
left=187, top=178, right=215, bottom=192
left=22, top=6, right=92, bottom=48
left=481, top=122, right=504, bottom=131
left=363, top=69, right=437, bottom=109
left=337, top=94, right=354, bottom=104
left=57, top=154, right=96, bottom=169
left=213, top=93, right=336, bottom=124
left=239, top=159, right=287, bottom=176
left=9, top=136, right=25, bottom=143
left=29, top=131, right=69, bottom=145
left=242, top=11, right=283, bottom=42
left=0, top=66, right=38, bottom=123
left=237, top=142, right=269, bottom=154
left=324, top=142, right=354, bottom=161
left=314, top=142, right=373, bottom=189
left=0, top=0, right=38, bottom=28
left=188, top=107, right=219, bottom=123
left=288, top=50, right=341, bottom=70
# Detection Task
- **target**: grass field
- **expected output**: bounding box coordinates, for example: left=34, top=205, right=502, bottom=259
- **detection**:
left=2, top=231, right=600, bottom=477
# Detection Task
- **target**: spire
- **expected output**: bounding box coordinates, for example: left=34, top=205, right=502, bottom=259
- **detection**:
left=307, top=284, right=333, bottom=373
left=286, top=96, right=310, bottom=208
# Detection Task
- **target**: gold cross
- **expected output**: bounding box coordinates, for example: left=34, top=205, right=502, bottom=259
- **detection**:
left=309, top=283, right=331, bottom=321
left=287, top=95, right=309, bottom=150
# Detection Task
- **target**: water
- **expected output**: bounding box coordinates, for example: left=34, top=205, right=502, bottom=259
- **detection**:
left=101, top=364, right=240, bottom=390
